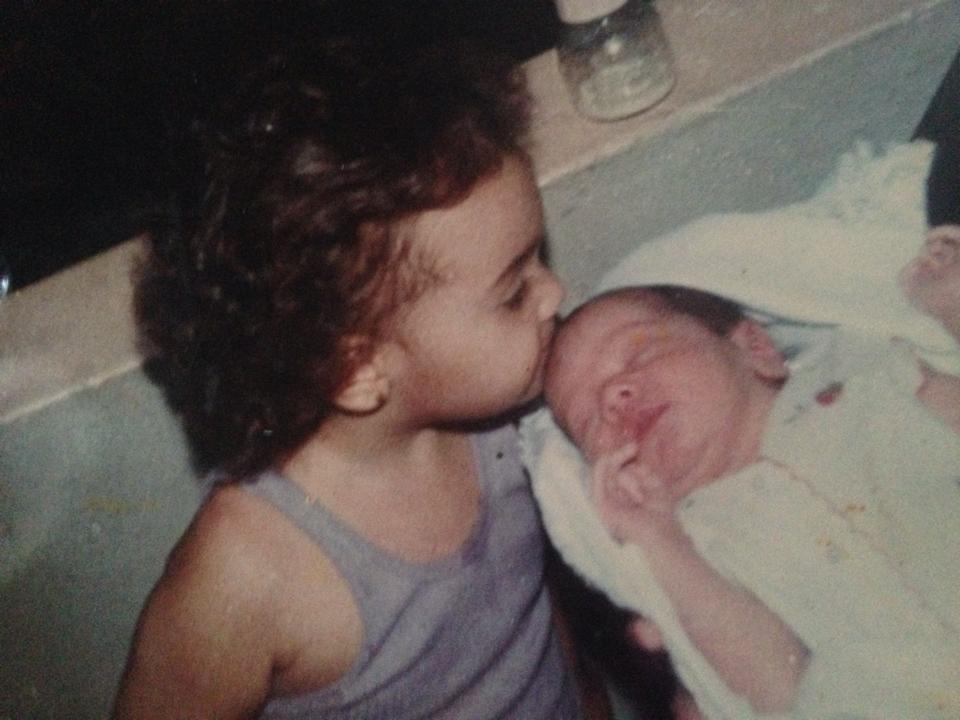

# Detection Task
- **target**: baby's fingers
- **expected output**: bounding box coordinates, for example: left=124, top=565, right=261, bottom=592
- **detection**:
left=590, top=444, right=667, bottom=543
left=591, top=443, right=642, bottom=504
left=592, top=442, right=640, bottom=479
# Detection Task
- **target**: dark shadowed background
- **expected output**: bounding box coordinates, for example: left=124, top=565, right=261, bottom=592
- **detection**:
left=1, top=1, right=560, bottom=291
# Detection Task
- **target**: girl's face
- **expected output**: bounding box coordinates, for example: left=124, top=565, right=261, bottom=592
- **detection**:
left=383, top=155, right=565, bottom=424
left=545, top=293, right=785, bottom=497
left=899, top=225, right=960, bottom=325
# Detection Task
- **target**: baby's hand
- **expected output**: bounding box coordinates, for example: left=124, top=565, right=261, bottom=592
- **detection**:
left=590, top=443, right=681, bottom=545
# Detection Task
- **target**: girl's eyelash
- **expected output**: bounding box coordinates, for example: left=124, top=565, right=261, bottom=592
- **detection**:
left=505, top=280, right=529, bottom=309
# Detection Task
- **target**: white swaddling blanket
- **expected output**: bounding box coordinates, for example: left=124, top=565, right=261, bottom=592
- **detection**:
left=521, top=140, right=960, bottom=719
left=680, top=340, right=960, bottom=718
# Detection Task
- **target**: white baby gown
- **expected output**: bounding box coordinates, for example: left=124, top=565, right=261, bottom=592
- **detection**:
left=680, top=338, right=960, bottom=719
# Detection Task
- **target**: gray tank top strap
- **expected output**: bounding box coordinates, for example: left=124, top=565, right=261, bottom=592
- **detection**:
left=242, top=461, right=493, bottom=647
left=241, top=469, right=372, bottom=565
left=244, top=470, right=432, bottom=569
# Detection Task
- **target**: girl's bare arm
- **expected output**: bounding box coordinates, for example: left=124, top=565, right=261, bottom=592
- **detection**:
left=113, top=487, right=359, bottom=720
left=113, top=531, right=275, bottom=720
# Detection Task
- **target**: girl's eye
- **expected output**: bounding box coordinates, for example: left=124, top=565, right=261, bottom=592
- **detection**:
left=504, top=280, right=529, bottom=310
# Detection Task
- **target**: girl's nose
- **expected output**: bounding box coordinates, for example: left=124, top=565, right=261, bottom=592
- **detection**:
left=536, top=267, right=566, bottom=320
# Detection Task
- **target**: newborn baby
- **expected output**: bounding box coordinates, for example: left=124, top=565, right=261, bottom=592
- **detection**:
left=544, top=285, right=806, bottom=714
left=544, top=251, right=960, bottom=716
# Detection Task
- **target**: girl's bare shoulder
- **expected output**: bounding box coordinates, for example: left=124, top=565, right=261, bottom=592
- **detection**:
left=166, top=483, right=358, bottom=625
left=147, top=485, right=315, bottom=647
left=133, top=484, right=362, bottom=696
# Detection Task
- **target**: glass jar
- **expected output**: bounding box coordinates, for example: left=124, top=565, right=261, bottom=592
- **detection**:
left=0, top=254, right=9, bottom=299
left=556, top=0, right=675, bottom=121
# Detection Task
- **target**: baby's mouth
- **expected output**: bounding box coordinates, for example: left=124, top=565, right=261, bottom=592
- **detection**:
left=628, top=403, right=669, bottom=443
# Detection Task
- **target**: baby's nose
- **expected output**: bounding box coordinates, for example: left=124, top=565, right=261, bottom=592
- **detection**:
left=602, top=380, right=636, bottom=419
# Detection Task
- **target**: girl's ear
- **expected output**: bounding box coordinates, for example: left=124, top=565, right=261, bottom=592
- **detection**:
left=728, top=320, right=789, bottom=381
left=334, top=336, right=392, bottom=414
left=334, top=360, right=390, bottom=414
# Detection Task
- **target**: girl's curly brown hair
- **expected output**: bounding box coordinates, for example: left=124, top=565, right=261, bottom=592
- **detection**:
left=135, top=36, right=531, bottom=478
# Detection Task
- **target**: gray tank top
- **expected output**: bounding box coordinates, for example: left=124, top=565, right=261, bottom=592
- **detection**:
left=244, top=424, right=582, bottom=720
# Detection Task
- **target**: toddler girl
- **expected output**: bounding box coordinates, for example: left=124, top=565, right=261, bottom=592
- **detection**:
left=114, top=36, right=588, bottom=720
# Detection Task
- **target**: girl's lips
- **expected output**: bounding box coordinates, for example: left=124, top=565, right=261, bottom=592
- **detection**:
left=534, top=319, right=558, bottom=375
left=629, top=403, right=669, bottom=443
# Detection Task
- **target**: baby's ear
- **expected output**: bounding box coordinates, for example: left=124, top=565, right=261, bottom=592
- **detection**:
left=729, top=320, right=789, bottom=381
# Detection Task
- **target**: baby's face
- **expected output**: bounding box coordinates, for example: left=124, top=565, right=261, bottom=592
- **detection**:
left=900, top=225, right=960, bottom=325
left=544, top=291, right=777, bottom=496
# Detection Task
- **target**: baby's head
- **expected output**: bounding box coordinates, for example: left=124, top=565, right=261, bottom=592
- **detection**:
left=899, top=224, right=960, bottom=339
left=545, top=286, right=788, bottom=492
left=136, top=37, right=536, bottom=476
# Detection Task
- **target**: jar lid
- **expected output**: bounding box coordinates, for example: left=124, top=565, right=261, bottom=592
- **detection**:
left=555, top=0, right=628, bottom=24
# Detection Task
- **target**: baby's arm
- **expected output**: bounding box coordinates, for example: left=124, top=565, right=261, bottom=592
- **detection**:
left=592, top=445, right=809, bottom=714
